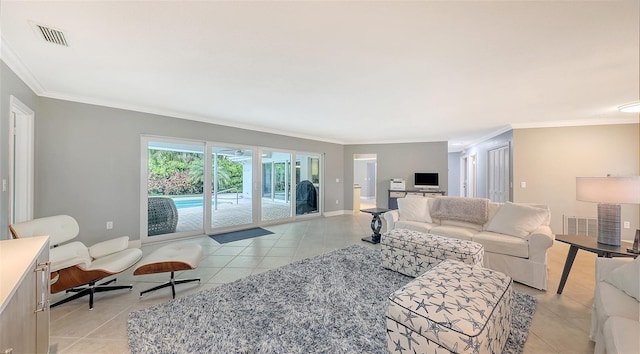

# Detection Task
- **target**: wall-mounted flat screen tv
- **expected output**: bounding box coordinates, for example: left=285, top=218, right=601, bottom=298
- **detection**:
left=414, top=173, right=439, bottom=189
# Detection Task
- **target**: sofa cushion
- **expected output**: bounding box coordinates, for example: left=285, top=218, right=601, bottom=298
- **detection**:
left=604, top=256, right=640, bottom=301
left=603, top=316, right=640, bottom=354
left=394, top=220, right=435, bottom=233
left=473, top=231, right=529, bottom=258
left=441, top=218, right=483, bottom=232
left=429, top=225, right=475, bottom=241
left=486, top=202, right=548, bottom=239
left=596, top=281, right=640, bottom=322
left=397, top=197, right=432, bottom=223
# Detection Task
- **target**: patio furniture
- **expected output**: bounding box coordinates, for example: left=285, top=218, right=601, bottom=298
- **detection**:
left=148, top=197, right=178, bottom=236
left=296, top=180, right=317, bottom=215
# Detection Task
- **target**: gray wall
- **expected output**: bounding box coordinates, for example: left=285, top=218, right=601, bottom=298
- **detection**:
left=344, top=142, right=448, bottom=209
left=454, top=130, right=513, bottom=199
left=0, top=61, right=39, bottom=239
left=34, top=98, right=344, bottom=245
left=513, top=124, right=639, bottom=241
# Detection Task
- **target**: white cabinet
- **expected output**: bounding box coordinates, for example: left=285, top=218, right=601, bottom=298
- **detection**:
left=0, top=236, right=50, bottom=354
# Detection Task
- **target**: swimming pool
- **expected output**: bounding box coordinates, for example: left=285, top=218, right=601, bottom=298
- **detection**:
left=172, top=198, right=211, bottom=209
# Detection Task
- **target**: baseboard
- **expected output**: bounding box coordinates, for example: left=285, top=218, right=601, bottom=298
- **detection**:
left=128, top=240, right=142, bottom=249
left=324, top=210, right=351, bottom=217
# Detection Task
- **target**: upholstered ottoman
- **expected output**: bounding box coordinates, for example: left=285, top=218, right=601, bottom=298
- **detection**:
left=134, top=243, right=203, bottom=299
left=381, top=228, right=484, bottom=277
left=386, top=260, right=513, bottom=354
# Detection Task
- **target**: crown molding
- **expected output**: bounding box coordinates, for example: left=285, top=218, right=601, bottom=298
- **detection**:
left=0, top=37, right=46, bottom=95
left=510, top=116, right=639, bottom=129
left=448, top=125, right=513, bottom=153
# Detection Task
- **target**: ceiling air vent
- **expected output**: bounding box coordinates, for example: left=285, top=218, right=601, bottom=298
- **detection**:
left=35, top=24, right=68, bottom=47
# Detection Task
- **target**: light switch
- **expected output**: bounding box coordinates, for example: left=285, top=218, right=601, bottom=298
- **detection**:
left=520, top=182, right=527, bottom=188
left=336, top=178, right=340, bottom=183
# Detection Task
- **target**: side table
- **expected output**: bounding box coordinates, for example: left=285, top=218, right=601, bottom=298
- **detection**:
left=555, top=234, right=637, bottom=294
left=360, top=208, right=390, bottom=244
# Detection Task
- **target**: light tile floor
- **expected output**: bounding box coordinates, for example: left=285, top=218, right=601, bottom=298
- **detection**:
left=49, top=214, right=598, bottom=353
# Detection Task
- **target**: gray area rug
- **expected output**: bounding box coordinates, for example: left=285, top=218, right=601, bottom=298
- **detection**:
left=128, top=245, right=537, bottom=353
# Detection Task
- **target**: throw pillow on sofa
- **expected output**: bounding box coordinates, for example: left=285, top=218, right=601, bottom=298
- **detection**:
left=485, top=202, right=548, bottom=239
left=397, top=197, right=432, bottom=223
left=604, top=257, right=640, bottom=301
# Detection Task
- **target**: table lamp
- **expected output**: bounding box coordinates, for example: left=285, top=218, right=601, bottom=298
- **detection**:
left=576, top=176, right=640, bottom=246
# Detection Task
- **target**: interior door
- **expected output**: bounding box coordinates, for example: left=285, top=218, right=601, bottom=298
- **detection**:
left=488, top=145, right=510, bottom=202
left=9, top=96, right=35, bottom=224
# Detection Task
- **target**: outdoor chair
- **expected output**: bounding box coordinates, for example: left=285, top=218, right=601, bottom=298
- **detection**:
left=10, top=215, right=143, bottom=310
left=296, top=180, right=318, bottom=215
left=148, top=197, right=179, bottom=235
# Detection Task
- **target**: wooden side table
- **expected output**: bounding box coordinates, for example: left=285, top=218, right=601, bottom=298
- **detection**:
left=360, top=208, right=389, bottom=244
left=555, top=234, right=637, bottom=294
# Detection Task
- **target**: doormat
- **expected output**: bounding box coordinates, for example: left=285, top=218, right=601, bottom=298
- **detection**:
left=209, top=227, right=274, bottom=244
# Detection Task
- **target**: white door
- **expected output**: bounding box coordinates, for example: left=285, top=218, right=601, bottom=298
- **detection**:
left=488, top=145, right=510, bottom=202
left=460, top=154, right=477, bottom=198
left=468, top=154, right=477, bottom=198
left=460, top=156, right=468, bottom=197
left=8, top=96, right=35, bottom=224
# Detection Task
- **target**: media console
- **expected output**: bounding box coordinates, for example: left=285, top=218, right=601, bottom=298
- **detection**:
left=388, top=189, right=446, bottom=209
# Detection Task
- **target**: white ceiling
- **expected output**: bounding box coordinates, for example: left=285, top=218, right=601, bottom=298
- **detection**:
left=1, top=1, right=638, bottom=149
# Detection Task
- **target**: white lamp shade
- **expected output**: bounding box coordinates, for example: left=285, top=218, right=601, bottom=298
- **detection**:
left=576, top=176, right=640, bottom=204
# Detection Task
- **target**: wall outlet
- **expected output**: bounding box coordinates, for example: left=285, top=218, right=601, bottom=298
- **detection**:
left=106, top=221, right=113, bottom=230
left=623, top=221, right=630, bottom=229
left=335, top=199, right=339, bottom=204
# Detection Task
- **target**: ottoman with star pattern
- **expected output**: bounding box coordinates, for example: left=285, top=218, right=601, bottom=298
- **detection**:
left=381, top=228, right=484, bottom=277
left=386, top=259, right=513, bottom=354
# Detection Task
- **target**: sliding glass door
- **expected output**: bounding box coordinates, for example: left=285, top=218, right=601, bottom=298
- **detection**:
left=143, top=138, right=205, bottom=241
left=210, top=146, right=254, bottom=231
left=295, top=153, right=321, bottom=216
left=261, top=150, right=293, bottom=222
left=142, top=137, right=323, bottom=242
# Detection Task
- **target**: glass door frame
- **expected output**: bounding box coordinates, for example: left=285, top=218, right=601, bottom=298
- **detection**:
left=140, top=135, right=208, bottom=244
left=141, top=136, right=325, bottom=243
left=293, top=151, right=323, bottom=220
left=259, top=148, right=294, bottom=225
left=205, top=142, right=260, bottom=235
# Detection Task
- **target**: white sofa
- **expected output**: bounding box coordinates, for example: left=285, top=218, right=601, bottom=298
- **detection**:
left=383, top=196, right=554, bottom=290
left=590, top=257, right=639, bottom=354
